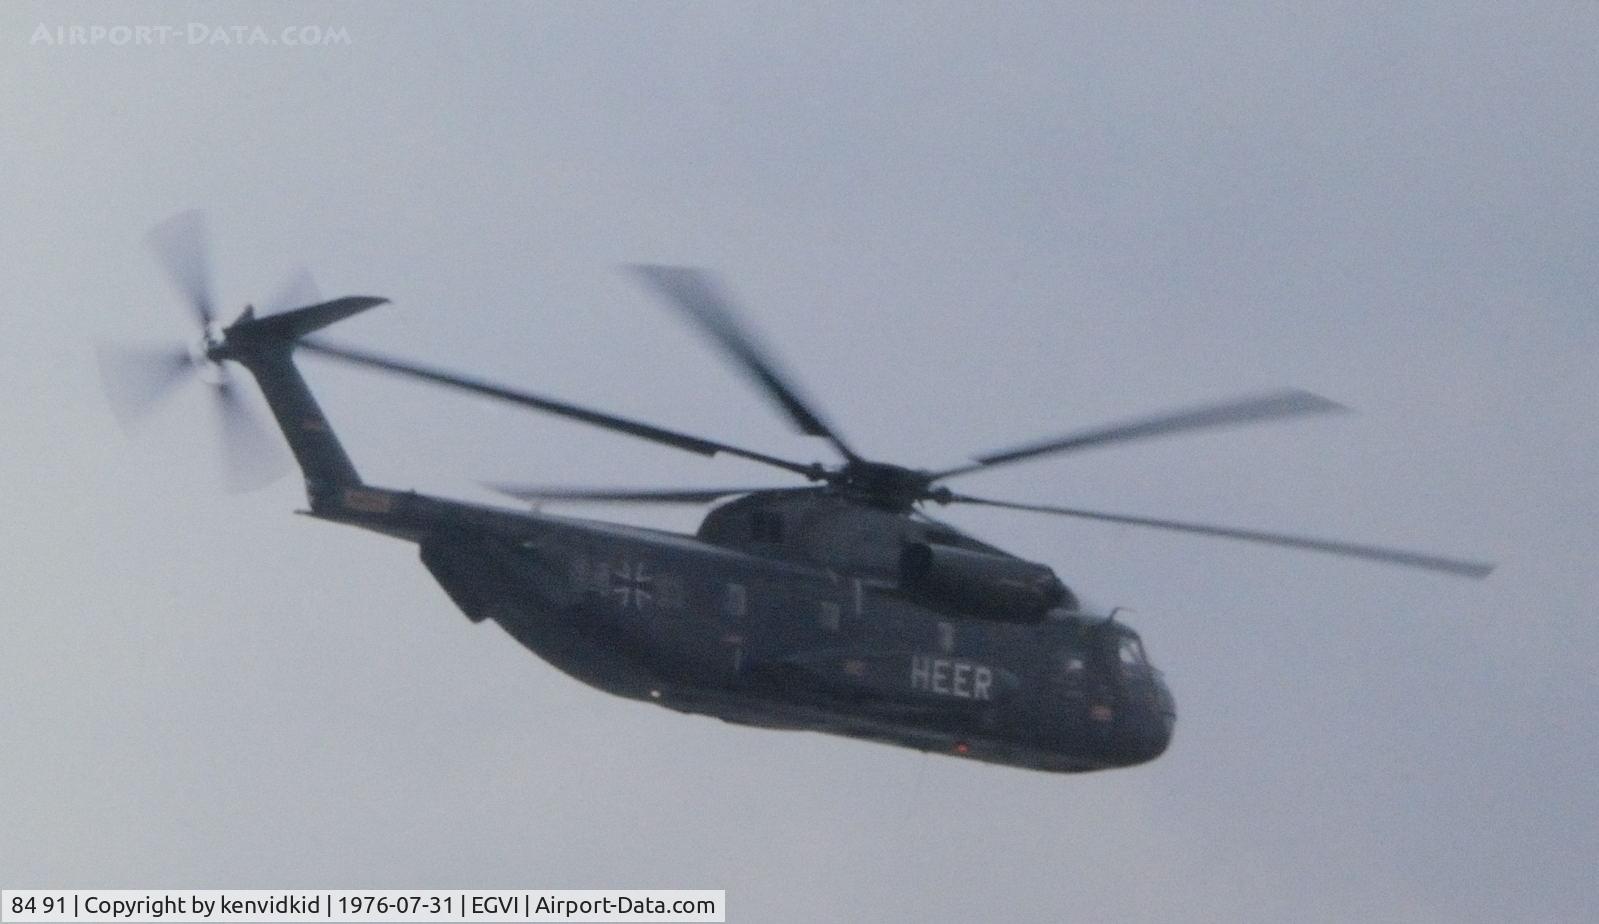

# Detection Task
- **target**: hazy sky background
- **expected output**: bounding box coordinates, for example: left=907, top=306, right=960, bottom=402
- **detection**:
left=3, top=3, right=1596, bottom=921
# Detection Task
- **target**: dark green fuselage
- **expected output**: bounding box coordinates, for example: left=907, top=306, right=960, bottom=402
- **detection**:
left=314, top=485, right=1175, bottom=773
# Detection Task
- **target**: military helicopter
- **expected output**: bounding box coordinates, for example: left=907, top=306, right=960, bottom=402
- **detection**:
left=100, top=213, right=1494, bottom=773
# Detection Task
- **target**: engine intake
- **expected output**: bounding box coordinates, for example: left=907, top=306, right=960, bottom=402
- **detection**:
left=899, top=542, right=1067, bottom=622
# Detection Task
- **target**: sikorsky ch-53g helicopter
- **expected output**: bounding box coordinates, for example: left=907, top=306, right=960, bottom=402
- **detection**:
left=101, top=213, right=1494, bottom=773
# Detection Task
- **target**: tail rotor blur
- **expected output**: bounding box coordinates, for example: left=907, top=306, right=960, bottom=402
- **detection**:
left=96, top=211, right=295, bottom=492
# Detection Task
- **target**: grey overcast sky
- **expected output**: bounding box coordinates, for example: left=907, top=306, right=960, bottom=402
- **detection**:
left=2, top=3, right=1595, bottom=921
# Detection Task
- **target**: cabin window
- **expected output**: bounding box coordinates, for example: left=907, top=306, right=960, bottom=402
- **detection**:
left=722, top=583, right=748, bottom=619
left=818, top=600, right=841, bottom=633
left=1118, top=636, right=1148, bottom=666
left=750, top=511, right=785, bottom=543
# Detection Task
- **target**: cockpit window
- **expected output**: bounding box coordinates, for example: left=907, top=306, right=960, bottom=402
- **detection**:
left=1118, top=636, right=1148, bottom=667
left=1057, top=651, right=1086, bottom=681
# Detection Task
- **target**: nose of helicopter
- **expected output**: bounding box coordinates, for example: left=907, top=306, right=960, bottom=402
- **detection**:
left=1119, top=675, right=1176, bottom=765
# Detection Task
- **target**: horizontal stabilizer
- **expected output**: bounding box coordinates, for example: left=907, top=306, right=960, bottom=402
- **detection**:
left=228, top=296, right=388, bottom=343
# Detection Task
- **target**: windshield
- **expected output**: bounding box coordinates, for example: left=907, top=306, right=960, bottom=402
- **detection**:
left=1117, top=634, right=1149, bottom=668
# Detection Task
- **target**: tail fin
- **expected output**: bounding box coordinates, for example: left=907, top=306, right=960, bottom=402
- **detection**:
left=213, top=296, right=387, bottom=502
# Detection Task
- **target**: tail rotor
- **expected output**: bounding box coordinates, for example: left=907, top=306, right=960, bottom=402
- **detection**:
left=96, top=210, right=295, bottom=492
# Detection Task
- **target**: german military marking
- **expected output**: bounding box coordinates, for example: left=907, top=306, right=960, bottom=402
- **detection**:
left=611, top=559, right=654, bottom=610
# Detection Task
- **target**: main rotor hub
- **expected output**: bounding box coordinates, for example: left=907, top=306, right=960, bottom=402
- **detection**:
left=834, top=460, right=935, bottom=509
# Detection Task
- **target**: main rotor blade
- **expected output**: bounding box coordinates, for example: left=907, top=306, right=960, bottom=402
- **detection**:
left=298, top=337, right=818, bottom=478
left=488, top=484, right=801, bottom=505
left=147, top=210, right=216, bottom=327
left=630, top=264, right=858, bottom=462
left=933, top=389, right=1348, bottom=480
left=95, top=342, right=197, bottom=432
left=944, top=493, right=1495, bottom=579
